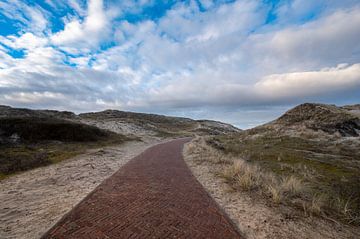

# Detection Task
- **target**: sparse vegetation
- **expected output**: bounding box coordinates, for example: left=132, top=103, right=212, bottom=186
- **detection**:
left=275, top=103, right=360, bottom=136
left=79, top=109, right=240, bottom=137
left=185, top=134, right=360, bottom=226
left=0, top=117, right=130, bottom=178
left=280, top=175, right=304, bottom=197
left=212, top=133, right=360, bottom=223
left=308, top=193, right=327, bottom=215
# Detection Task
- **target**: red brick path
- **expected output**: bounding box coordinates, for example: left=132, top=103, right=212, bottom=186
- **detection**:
left=42, top=138, right=242, bottom=239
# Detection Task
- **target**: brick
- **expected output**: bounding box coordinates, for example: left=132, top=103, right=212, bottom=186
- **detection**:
left=42, top=139, right=242, bottom=239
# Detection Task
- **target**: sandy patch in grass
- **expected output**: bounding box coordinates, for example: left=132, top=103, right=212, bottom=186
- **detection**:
left=183, top=138, right=360, bottom=239
left=0, top=138, right=160, bottom=239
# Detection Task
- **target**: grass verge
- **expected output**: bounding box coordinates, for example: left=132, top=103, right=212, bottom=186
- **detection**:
left=185, top=136, right=360, bottom=226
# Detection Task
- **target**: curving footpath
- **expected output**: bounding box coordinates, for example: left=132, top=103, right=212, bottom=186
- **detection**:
left=42, top=138, right=242, bottom=239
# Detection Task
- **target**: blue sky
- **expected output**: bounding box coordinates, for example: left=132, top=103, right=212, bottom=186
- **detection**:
left=0, top=0, right=360, bottom=128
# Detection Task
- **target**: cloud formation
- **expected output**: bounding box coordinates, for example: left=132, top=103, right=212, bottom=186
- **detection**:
left=0, top=0, right=359, bottom=128
left=256, top=63, right=360, bottom=101
left=51, top=0, right=110, bottom=50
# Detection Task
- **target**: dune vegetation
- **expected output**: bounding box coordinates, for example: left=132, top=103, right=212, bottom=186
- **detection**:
left=0, top=117, right=129, bottom=179
left=185, top=104, right=360, bottom=226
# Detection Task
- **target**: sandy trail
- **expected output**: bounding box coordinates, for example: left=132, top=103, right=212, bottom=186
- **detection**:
left=0, top=139, right=160, bottom=239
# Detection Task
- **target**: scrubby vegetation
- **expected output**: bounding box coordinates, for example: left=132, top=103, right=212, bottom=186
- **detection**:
left=0, top=117, right=129, bottom=178
left=0, top=117, right=115, bottom=142
left=274, top=103, right=360, bottom=136
left=220, top=133, right=359, bottom=225
left=186, top=134, right=360, bottom=226
left=193, top=103, right=360, bottom=226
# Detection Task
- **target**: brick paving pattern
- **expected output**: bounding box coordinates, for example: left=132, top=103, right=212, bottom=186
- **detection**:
left=42, top=138, right=242, bottom=239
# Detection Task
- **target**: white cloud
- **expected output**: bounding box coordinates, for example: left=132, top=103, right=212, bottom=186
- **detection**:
left=0, top=50, right=16, bottom=69
left=51, top=0, right=110, bottom=50
left=255, top=63, right=360, bottom=100
left=26, top=5, right=48, bottom=32
left=84, top=2, right=360, bottom=110
left=68, top=56, right=90, bottom=67
left=2, top=91, right=67, bottom=104
left=137, top=63, right=360, bottom=108
left=186, top=0, right=265, bottom=42
left=0, top=33, right=48, bottom=50
left=249, top=8, right=360, bottom=70
left=158, top=0, right=265, bottom=43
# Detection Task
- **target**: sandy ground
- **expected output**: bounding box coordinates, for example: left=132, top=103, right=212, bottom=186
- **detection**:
left=0, top=138, right=160, bottom=239
left=183, top=140, right=360, bottom=239
left=79, top=119, right=156, bottom=137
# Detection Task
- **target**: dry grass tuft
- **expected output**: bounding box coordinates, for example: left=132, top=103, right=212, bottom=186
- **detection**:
left=222, top=158, right=305, bottom=203
left=221, top=160, right=243, bottom=178
left=267, top=184, right=282, bottom=204
left=185, top=137, right=308, bottom=205
left=281, top=175, right=304, bottom=196
left=333, top=197, right=360, bottom=224
left=184, top=137, right=231, bottom=165
left=234, top=162, right=261, bottom=190
left=309, top=194, right=327, bottom=215
left=185, top=136, right=308, bottom=207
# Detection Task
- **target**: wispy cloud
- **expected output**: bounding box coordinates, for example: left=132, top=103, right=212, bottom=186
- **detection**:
left=0, top=0, right=49, bottom=33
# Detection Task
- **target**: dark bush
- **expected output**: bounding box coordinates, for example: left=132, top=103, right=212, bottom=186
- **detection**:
left=0, top=117, right=111, bottom=142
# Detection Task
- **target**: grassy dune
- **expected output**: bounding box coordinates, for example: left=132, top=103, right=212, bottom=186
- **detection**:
left=206, top=133, right=360, bottom=225
left=0, top=117, right=129, bottom=179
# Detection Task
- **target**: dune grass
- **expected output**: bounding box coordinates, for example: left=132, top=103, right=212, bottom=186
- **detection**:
left=185, top=136, right=360, bottom=225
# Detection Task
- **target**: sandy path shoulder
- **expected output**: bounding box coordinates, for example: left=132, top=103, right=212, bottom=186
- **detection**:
left=0, top=139, right=160, bottom=239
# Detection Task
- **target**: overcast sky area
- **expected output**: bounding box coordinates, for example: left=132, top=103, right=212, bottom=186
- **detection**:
left=0, top=0, right=359, bottom=128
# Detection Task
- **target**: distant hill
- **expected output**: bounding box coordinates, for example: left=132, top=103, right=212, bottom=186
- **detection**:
left=0, top=105, right=76, bottom=119
left=341, top=104, right=360, bottom=117
left=0, top=105, right=241, bottom=138
left=260, top=103, right=360, bottom=137
left=79, top=109, right=241, bottom=137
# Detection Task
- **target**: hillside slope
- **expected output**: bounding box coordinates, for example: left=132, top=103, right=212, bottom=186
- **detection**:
left=0, top=105, right=240, bottom=178
left=269, top=103, right=360, bottom=136
left=205, top=103, right=360, bottom=226
left=0, top=105, right=241, bottom=138
left=79, top=109, right=241, bottom=137
left=0, top=115, right=128, bottom=178
left=0, top=105, right=76, bottom=119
